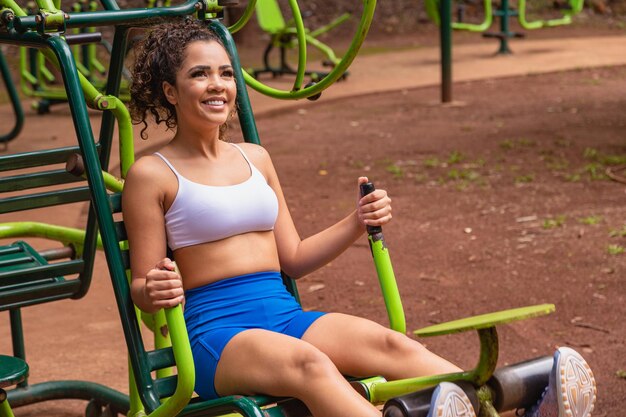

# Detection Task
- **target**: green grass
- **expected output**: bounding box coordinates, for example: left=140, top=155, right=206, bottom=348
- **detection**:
left=583, top=163, right=607, bottom=180
left=385, top=163, right=404, bottom=179
left=609, top=225, right=626, bottom=238
left=447, top=151, right=465, bottom=165
left=578, top=215, right=603, bottom=225
left=424, top=157, right=440, bottom=168
left=500, top=140, right=515, bottom=150
left=607, top=244, right=625, bottom=255
left=564, top=173, right=581, bottom=182
left=542, top=215, right=566, bottom=229
left=500, top=138, right=536, bottom=150
left=583, top=148, right=626, bottom=166
left=541, top=153, right=570, bottom=171
left=447, top=169, right=480, bottom=182
left=515, top=174, right=535, bottom=184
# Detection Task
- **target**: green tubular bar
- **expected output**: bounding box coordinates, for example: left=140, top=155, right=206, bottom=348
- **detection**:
left=425, top=0, right=493, bottom=32
left=7, top=381, right=129, bottom=413
left=309, top=12, right=351, bottom=38
left=0, top=222, right=103, bottom=251
left=9, top=0, right=372, bottom=100
left=228, top=0, right=256, bottom=34
left=0, top=50, right=24, bottom=144
left=242, top=0, right=376, bottom=99
left=37, top=53, right=55, bottom=82
left=517, top=0, right=582, bottom=30
left=210, top=20, right=261, bottom=145
left=363, top=304, right=556, bottom=404
left=12, top=0, right=201, bottom=31
left=285, top=0, right=307, bottom=91
left=0, top=398, right=16, bottom=417
left=368, top=234, right=405, bottom=334
left=453, top=0, right=492, bottom=32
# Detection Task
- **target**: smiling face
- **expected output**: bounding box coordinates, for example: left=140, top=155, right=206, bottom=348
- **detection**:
left=162, top=40, right=237, bottom=133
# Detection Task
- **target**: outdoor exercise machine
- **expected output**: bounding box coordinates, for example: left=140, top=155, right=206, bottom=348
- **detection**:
left=427, top=0, right=584, bottom=54
left=17, top=0, right=132, bottom=114
left=249, top=0, right=351, bottom=85
left=0, top=1, right=570, bottom=416
left=434, top=0, right=583, bottom=103
left=0, top=0, right=370, bottom=414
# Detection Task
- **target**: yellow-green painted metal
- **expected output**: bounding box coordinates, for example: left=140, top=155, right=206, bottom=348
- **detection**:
left=426, top=0, right=493, bottom=32
left=309, top=12, right=350, bottom=38
left=517, top=0, right=582, bottom=29
left=255, top=0, right=285, bottom=34
left=243, top=0, right=376, bottom=99
left=227, top=0, right=256, bottom=33
left=368, top=234, right=405, bottom=334
left=367, top=304, right=555, bottom=403
left=1, top=0, right=25, bottom=16
left=37, top=53, right=55, bottom=82
left=0, top=395, right=16, bottom=417
left=0, top=222, right=103, bottom=255
left=477, top=385, right=499, bottom=417
left=286, top=0, right=306, bottom=91
left=147, top=307, right=195, bottom=417
left=453, top=0, right=492, bottom=32
left=415, top=304, right=556, bottom=336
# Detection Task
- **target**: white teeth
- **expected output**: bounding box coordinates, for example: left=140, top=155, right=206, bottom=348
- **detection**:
left=206, top=100, right=224, bottom=105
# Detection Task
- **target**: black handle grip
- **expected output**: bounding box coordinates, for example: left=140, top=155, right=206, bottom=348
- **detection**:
left=359, top=182, right=382, bottom=235
left=65, top=32, right=102, bottom=45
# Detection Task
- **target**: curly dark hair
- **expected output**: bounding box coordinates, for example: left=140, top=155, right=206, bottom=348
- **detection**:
left=129, top=19, right=233, bottom=140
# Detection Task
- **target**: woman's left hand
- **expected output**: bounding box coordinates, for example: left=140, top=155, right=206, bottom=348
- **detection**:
left=356, top=176, right=392, bottom=228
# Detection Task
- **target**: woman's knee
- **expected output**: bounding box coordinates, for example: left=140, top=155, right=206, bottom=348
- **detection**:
left=380, top=329, right=425, bottom=356
left=290, top=344, right=339, bottom=381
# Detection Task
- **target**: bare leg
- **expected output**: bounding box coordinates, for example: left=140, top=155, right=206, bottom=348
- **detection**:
left=214, top=329, right=381, bottom=417
left=302, top=313, right=461, bottom=379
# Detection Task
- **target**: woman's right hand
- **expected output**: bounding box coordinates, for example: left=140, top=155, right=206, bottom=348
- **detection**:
left=143, top=257, right=185, bottom=309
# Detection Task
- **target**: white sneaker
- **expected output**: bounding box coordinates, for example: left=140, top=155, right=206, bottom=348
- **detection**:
left=426, top=382, right=476, bottom=417
left=524, top=347, right=597, bottom=417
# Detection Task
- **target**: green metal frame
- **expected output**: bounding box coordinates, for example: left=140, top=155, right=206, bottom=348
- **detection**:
left=243, top=0, right=375, bottom=99
left=0, top=49, right=23, bottom=144
left=0, top=0, right=135, bottom=411
left=518, top=0, right=583, bottom=29
left=362, top=304, right=555, bottom=416
left=0, top=1, right=562, bottom=415
left=14, top=0, right=131, bottom=114
left=250, top=0, right=350, bottom=82
left=428, top=0, right=584, bottom=55
left=426, top=0, right=493, bottom=32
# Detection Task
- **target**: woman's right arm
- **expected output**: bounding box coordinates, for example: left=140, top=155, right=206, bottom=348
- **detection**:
left=122, top=157, right=184, bottom=314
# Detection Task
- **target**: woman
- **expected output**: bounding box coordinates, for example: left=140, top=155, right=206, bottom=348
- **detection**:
left=123, top=19, right=595, bottom=417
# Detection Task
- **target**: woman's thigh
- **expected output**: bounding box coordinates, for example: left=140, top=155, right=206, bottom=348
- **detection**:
left=213, top=328, right=341, bottom=398
left=301, top=313, right=461, bottom=379
left=213, top=328, right=382, bottom=417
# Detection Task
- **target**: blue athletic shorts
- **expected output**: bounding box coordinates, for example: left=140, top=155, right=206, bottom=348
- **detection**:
left=183, top=270, right=326, bottom=400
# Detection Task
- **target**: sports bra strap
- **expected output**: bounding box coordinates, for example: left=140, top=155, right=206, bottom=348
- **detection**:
left=153, top=152, right=181, bottom=178
left=229, top=143, right=253, bottom=167
left=155, top=144, right=252, bottom=178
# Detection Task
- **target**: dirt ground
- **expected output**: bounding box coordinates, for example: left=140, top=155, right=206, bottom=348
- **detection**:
left=1, top=26, right=625, bottom=417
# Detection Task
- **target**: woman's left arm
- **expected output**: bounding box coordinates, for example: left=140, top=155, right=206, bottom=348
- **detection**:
left=248, top=144, right=392, bottom=278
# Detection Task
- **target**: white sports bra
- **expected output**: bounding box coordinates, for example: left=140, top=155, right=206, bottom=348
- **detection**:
left=155, top=143, right=279, bottom=250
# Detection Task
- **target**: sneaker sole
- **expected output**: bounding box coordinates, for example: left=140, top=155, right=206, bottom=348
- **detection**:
left=426, top=382, right=476, bottom=417
left=556, top=347, right=597, bottom=417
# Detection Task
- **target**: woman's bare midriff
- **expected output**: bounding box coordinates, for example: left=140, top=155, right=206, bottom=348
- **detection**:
left=173, top=230, right=281, bottom=290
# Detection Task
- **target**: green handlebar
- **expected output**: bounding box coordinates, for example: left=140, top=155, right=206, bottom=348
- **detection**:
left=360, top=182, right=406, bottom=334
